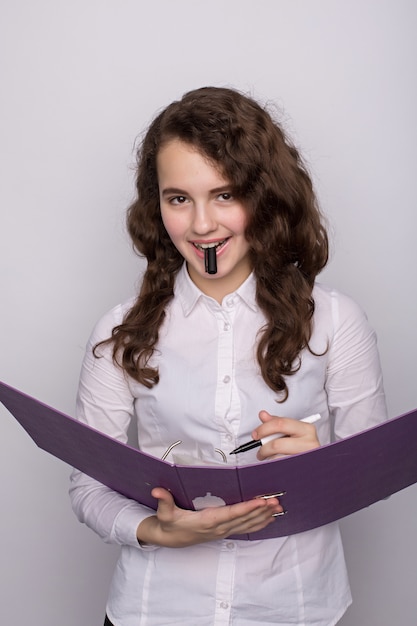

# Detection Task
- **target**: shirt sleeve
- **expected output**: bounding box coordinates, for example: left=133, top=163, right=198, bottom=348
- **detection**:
left=69, top=304, right=157, bottom=550
left=325, top=289, right=388, bottom=440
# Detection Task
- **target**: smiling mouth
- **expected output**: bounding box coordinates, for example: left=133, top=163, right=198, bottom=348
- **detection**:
left=192, top=238, right=229, bottom=252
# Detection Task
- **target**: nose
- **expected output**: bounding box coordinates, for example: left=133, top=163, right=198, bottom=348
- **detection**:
left=191, top=202, right=217, bottom=235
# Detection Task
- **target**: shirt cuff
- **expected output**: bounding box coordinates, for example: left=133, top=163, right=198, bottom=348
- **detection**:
left=112, top=501, right=159, bottom=551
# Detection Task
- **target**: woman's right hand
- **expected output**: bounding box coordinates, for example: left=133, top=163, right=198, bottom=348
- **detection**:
left=136, top=487, right=283, bottom=548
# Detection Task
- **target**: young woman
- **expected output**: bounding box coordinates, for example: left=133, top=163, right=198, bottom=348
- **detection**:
left=70, top=87, right=387, bottom=625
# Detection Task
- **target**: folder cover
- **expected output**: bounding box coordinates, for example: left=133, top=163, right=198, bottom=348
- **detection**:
left=1, top=379, right=416, bottom=540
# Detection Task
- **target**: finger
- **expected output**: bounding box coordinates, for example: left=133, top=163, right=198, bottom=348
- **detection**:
left=257, top=425, right=320, bottom=460
left=252, top=410, right=276, bottom=437
left=199, top=497, right=277, bottom=535
left=222, top=500, right=283, bottom=536
left=242, top=499, right=283, bottom=523
left=232, top=512, right=278, bottom=534
left=258, top=410, right=275, bottom=424
left=223, top=498, right=282, bottom=528
left=225, top=496, right=278, bottom=519
left=255, top=415, right=315, bottom=441
left=252, top=413, right=289, bottom=440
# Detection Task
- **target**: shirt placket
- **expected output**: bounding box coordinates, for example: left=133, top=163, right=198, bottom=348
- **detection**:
left=213, top=296, right=240, bottom=624
left=213, top=540, right=237, bottom=625
left=214, top=296, right=240, bottom=450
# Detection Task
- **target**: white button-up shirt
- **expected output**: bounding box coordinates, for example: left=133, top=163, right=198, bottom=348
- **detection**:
left=70, top=264, right=387, bottom=625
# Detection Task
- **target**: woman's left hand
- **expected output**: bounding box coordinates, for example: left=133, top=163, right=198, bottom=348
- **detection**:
left=253, top=410, right=320, bottom=460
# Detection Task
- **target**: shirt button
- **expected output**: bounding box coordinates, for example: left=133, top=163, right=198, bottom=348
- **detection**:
left=220, top=601, right=229, bottom=609
left=223, top=322, right=231, bottom=331
left=225, top=434, right=233, bottom=442
left=226, top=298, right=234, bottom=308
left=223, top=375, right=231, bottom=383
left=226, top=541, right=235, bottom=550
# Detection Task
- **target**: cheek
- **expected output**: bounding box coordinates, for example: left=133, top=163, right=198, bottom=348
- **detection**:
left=161, top=210, right=185, bottom=243
left=231, top=207, right=249, bottom=235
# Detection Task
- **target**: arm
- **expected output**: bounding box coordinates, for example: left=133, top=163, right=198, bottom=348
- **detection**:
left=325, top=289, right=388, bottom=439
left=251, top=289, right=387, bottom=460
left=69, top=304, right=156, bottom=548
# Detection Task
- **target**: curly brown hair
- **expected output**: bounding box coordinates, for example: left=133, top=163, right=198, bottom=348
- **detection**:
left=98, top=86, right=329, bottom=400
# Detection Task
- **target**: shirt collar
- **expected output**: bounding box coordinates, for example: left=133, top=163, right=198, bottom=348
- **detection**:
left=175, top=263, right=258, bottom=316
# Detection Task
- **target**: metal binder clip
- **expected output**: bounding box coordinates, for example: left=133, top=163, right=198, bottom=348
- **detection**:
left=161, top=441, right=228, bottom=464
left=161, top=440, right=182, bottom=461
left=214, top=448, right=227, bottom=463
left=255, top=491, right=287, bottom=517
left=255, top=491, right=286, bottom=499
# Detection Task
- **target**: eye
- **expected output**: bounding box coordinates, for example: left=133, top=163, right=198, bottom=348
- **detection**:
left=218, top=192, right=233, bottom=201
left=170, top=195, right=188, bottom=205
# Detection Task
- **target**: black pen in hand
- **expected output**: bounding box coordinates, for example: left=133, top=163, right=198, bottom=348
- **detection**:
left=230, top=414, right=321, bottom=454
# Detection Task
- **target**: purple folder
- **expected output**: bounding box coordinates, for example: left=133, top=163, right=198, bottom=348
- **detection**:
left=1, top=379, right=417, bottom=540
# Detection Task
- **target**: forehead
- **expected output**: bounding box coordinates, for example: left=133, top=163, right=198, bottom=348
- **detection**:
left=157, top=139, right=228, bottom=186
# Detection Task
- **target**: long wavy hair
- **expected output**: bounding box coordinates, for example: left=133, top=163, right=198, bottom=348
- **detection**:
left=98, top=87, right=329, bottom=400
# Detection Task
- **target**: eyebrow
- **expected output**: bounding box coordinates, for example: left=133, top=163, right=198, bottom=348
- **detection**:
left=160, top=188, right=187, bottom=197
left=160, top=186, right=231, bottom=197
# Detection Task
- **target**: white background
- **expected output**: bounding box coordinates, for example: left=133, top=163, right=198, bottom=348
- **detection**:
left=0, top=1, right=416, bottom=624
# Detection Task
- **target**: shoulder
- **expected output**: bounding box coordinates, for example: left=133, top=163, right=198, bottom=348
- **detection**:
left=313, top=282, right=368, bottom=328
left=87, top=297, right=136, bottom=348
left=312, top=282, right=377, bottom=353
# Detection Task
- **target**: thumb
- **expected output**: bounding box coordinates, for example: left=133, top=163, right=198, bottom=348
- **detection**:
left=152, top=487, right=176, bottom=519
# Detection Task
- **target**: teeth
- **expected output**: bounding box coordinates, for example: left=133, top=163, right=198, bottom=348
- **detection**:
left=195, top=240, right=226, bottom=251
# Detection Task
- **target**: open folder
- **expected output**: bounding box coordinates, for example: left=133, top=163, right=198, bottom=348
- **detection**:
left=1, top=379, right=417, bottom=540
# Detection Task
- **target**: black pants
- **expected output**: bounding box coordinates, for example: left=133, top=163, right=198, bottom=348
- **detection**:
left=104, top=615, right=114, bottom=626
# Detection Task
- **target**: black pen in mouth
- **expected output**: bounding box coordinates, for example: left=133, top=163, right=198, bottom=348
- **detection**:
left=204, top=246, right=217, bottom=274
